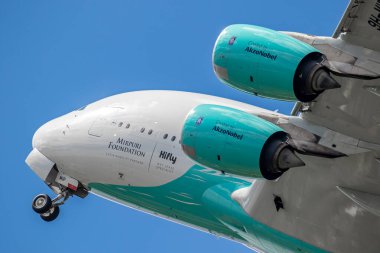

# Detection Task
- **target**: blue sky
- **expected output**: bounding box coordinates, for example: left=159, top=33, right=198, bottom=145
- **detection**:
left=0, top=1, right=347, bottom=252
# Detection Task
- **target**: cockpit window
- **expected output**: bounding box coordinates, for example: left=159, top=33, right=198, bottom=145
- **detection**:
left=76, top=105, right=87, bottom=111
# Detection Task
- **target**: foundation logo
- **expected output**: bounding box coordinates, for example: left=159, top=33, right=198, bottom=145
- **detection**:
left=108, top=138, right=146, bottom=157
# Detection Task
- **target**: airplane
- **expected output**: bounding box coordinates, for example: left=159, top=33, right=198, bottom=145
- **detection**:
left=25, top=0, right=380, bottom=252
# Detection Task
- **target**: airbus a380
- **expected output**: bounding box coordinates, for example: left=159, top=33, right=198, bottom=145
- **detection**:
left=26, top=1, right=380, bottom=252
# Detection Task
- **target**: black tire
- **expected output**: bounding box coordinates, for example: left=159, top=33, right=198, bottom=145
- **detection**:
left=32, top=194, right=52, bottom=214
left=40, top=206, right=60, bottom=222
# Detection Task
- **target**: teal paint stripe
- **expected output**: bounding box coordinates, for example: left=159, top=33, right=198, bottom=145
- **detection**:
left=89, top=165, right=327, bottom=253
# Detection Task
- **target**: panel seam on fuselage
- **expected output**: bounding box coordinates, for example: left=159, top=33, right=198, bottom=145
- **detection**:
left=148, top=142, right=158, bottom=171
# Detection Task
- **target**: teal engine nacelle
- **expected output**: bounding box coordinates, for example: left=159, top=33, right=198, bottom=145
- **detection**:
left=181, top=104, right=305, bottom=180
left=212, top=24, right=340, bottom=102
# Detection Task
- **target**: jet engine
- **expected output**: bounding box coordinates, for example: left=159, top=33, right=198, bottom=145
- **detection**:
left=181, top=104, right=305, bottom=180
left=212, top=24, right=340, bottom=102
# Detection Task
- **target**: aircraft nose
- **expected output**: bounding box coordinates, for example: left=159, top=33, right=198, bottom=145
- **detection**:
left=32, top=122, right=50, bottom=150
left=32, top=118, right=62, bottom=152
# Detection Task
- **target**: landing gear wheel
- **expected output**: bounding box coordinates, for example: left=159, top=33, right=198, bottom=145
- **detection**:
left=32, top=194, right=52, bottom=214
left=40, top=206, right=60, bottom=222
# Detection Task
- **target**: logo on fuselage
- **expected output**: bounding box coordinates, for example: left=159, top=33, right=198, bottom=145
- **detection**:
left=108, top=137, right=146, bottom=157
left=159, top=151, right=177, bottom=164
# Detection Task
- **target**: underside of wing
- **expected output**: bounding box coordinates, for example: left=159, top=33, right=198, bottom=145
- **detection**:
left=334, top=0, right=380, bottom=52
left=286, top=0, right=380, bottom=148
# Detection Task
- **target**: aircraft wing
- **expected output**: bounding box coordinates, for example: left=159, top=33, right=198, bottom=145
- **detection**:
left=236, top=2, right=380, bottom=252
left=296, top=0, right=380, bottom=149
left=333, top=0, right=380, bottom=52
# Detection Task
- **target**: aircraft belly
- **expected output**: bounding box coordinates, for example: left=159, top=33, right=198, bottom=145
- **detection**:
left=88, top=165, right=326, bottom=253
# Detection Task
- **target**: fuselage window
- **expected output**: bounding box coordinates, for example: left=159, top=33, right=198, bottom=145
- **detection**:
left=148, top=129, right=153, bottom=135
left=171, top=136, right=176, bottom=142
left=163, top=133, right=168, bottom=139
left=140, top=127, right=145, bottom=133
left=125, top=123, right=130, bottom=129
left=118, top=122, right=123, bottom=127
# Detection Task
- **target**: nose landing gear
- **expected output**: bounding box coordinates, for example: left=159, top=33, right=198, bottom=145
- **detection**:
left=32, top=194, right=52, bottom=214
left=32, top=190, right=71, bottom=222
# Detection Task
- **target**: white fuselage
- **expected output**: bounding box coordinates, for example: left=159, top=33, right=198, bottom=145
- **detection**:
left=33, top=90, right=277, bottom=188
